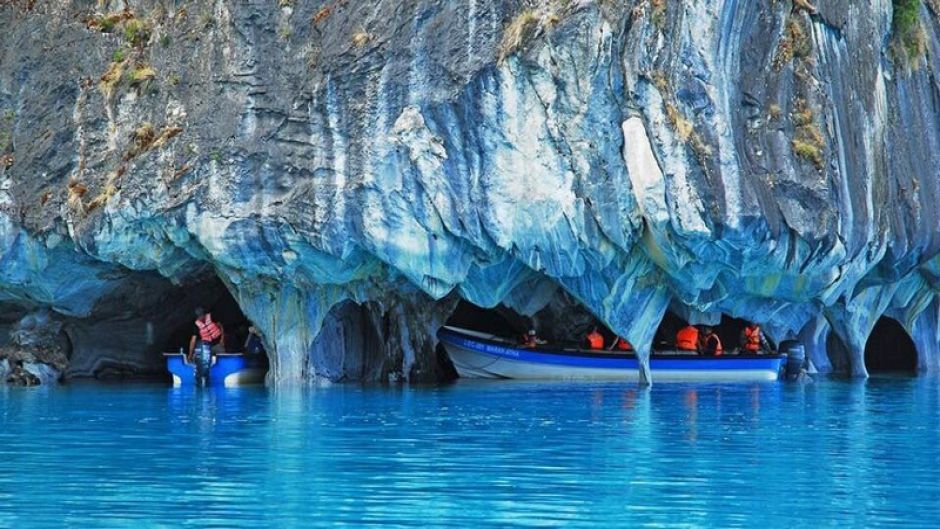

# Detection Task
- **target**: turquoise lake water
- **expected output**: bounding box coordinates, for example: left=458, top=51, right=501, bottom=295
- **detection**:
left=1, top=377, right=939, bottom=528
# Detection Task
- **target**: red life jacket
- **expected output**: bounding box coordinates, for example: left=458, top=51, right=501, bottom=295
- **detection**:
left=676, top=326, right=699, bottom=351
left=195, top=314, right=222, bottom=343
left=744, top=325, right=761, bottom=352
left=587, top=331, right=604, bottom=350
left=617, top=338, right=633, bottom=351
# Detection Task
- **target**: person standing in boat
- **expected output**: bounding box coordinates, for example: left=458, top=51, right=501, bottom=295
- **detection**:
left=739, top=322, right=772, bottom=354
left=189, top=307, right=226, bottom=383
left=699, top=326, right=723, bottom=356
left=586, top=327, right=604, bottom=350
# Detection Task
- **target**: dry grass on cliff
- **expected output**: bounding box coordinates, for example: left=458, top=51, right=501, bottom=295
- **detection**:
left=124, top=123, right=183, bottom=160
left=651, top=0, right=667, bottom=26
left=654, top=71, right=711, bottom=162
left=85, top=184, right=118, bottom=213
left=99, top=60, right=125, bottom=100
left=498, top=9, right=542, bottom=63
left=66, top=180, right=88, bottom=216
left=664, top=103, right=694, bottom=142
left=892, top=0, right=928, bottom=70
left=773, top=17, right=812, bottom=71
left=791, top=98, right=824, bottom=169
left=128, top=64, right=156, bottom=85
left=352, top=30, right=371, bottom=48
left=123, top=18, right=152, bottom=47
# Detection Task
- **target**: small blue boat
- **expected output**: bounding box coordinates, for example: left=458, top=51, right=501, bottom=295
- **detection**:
left=438, top=326, right=787, bottom=382
left=164, top=348, right=268, bottom=387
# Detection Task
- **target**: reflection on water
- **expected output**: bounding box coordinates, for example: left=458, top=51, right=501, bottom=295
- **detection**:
left=1, top=377, right=939, bottom=527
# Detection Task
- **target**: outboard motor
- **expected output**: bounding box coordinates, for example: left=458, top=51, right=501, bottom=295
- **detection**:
left=779, top=340, right=806, bottom=380
left=194, top=343, right=212, bottom=386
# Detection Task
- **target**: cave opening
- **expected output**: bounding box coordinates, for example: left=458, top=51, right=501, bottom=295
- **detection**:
left=864, top=316, right=917, bottom=375
left=444, top=297, right=614, bottom=349
left=159, top=277, right=255, bottom=356
left=652, top=311, right=763, bottom=353
left=445, top=300, right=525, bottom=338
left=652, top=310, right=687, bottom=349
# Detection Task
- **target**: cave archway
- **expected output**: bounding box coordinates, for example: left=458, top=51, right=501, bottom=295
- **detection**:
left=445, top=300, right=525, bottom=338
left=864, top=317, right=917, bottom=375
left=444, top=296, right=605, bottom=347
left=57, top=272, right=261, bottom=381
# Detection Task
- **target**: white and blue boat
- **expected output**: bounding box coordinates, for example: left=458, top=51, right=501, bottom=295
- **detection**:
left=164, top=350, right=268, bottom=387
left=438, top=326, right=788, bottom=382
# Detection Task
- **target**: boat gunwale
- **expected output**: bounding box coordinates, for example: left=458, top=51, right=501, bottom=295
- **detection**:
left=439, top=326, right=787, bottom=362
left=162, top=352, right=254, bottom=357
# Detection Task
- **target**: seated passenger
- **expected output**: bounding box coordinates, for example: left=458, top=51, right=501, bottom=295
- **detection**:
left=586, top=327, right=604, bottom=350
left=700, top=326, right=723, bottom=356
left=520, top=329, right=545, bottom=348
left=740, top=322, right=771, bottom=354
left=676, top=325, right=699, bottom=352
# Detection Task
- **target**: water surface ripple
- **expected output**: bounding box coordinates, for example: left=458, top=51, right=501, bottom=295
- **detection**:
left=1, top=377, right=938, bottom=527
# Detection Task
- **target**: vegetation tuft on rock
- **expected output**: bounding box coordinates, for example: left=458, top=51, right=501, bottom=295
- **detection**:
left=891, top=0, right=928, bottom=69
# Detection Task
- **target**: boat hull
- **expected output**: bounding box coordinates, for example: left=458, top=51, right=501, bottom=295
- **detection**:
left=439, top=327, right=785, bottom=382
left=165, top=353, right=267, bottom=387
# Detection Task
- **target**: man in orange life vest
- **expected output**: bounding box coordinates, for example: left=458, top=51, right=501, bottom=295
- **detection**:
left=740, top=322, right=771, bottom=354
left=586, top=327, right=604, bottom=350
left=189, top=307, right=226, bottom=363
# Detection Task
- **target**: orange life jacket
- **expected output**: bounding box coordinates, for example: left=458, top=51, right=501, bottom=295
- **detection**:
left=744, top=325, right=761, bottom=352
left=676, top=326, right=699, bottom=351
left=587, top=331, right=604, bottom=350
left=703, top=333, right=723, bottom=356
left=195, top=314, right=222, bottom=343
left=617, top=338, right=633, bottom=351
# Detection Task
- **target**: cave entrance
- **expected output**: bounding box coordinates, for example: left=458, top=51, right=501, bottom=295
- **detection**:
left=445, top=300, right=525, bottom=339
left=160, top=277, right=255, bottom=356
left=653, top=311, right=760, bottom=353
left=444, top=296, right=613, bottom=348
left=864, top=317, right=917, bottom=375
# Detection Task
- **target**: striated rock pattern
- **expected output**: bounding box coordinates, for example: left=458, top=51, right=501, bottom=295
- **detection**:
left=1, top=0, right=939, bottom=383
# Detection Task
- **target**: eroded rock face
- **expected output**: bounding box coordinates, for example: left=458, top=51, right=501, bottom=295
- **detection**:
left=0, top=311, right=69, bottom=385
left=1, top=0, right=940, bottom=383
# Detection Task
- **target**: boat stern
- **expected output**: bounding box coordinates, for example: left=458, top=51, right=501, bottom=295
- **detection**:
left=209, top=354, right=268, bottom=387
left=164, top=354, right=196, bottom=386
